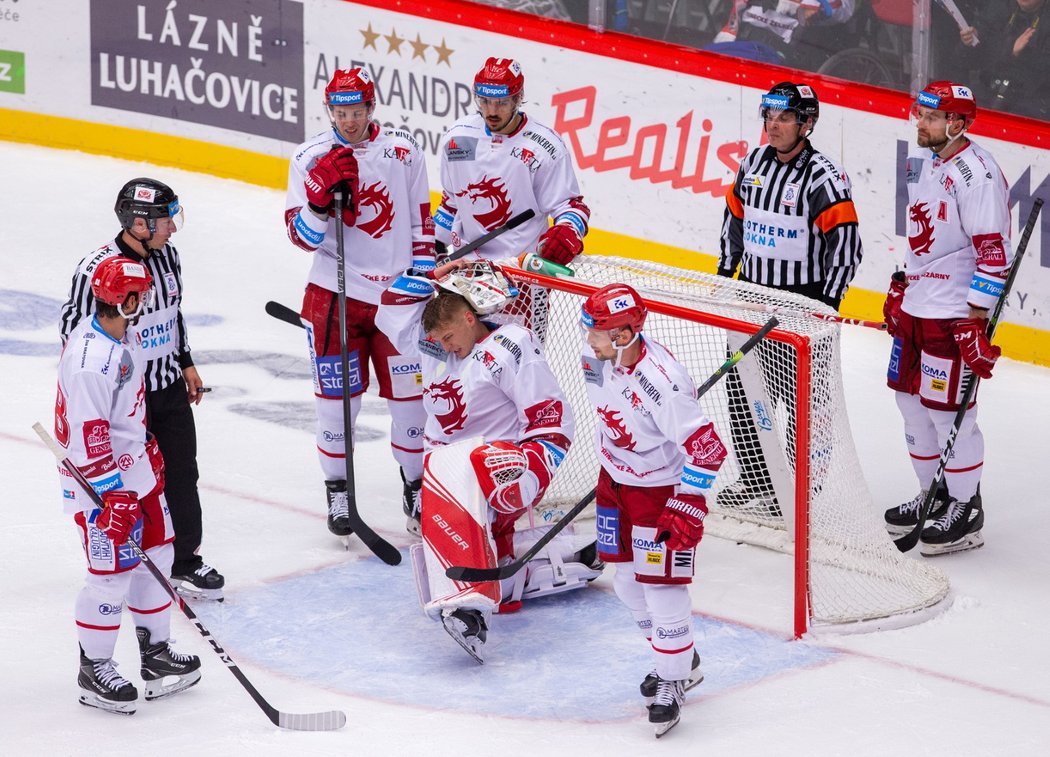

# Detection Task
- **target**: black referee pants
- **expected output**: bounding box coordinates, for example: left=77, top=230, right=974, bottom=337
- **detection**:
left=146, top=377, right=204, bottom=574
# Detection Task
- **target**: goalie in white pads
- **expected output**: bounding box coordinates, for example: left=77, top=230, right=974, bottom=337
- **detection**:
left=580, top=284, right=727, bottom=737
left=55, top=257, right=201, bottom=715
left=377, top=260, right=598, bottom=663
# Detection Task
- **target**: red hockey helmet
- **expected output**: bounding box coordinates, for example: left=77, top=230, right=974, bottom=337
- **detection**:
left=325, top=67, right=375, bottom=107
left=581, top=284, right=648, bottom=332
left=91, top=256, right=154, bottom=315
left=914, top=80, right=977, bottom=127
left=474, top=57, right=524, bottom=99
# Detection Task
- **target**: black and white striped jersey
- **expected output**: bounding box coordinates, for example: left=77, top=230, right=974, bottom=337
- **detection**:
left=59, top=234, right=192, bottom=392
left=719, top=142, right=863, bottom=306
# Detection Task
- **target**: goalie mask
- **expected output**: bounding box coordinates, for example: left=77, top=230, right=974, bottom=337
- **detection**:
left=436, top=260, right=518, bottom=316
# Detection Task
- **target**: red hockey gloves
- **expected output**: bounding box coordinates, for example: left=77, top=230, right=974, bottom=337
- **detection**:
left=95, top=491, right=142, bottom=544
left=952, top=317, right=1000, bottom=379
left=305, top=146, right=360, bottom=225
left=537, top=224, right=583, bottom=265
left=656, top=494, right=708, bottom=551
left=883, top=271, right=907, bottom=337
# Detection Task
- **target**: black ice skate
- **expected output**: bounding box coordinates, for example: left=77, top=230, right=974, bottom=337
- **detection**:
left=78, top=646, right=137, bottom=715
left=325, top=479, right=353, bottom=543
left=640, top=648, right=703, bottom=703
left=136, top=627, right=202, bottom=701
left=171, top=562, right=225, bottom=601
left=919, top=492, right=984, bottom=556
left=441, top=607, right=487, bottom=665
left=715, top=480, right=780, bottom=518
left=401, top=468, right=422, bottom=537
left=648, top=677, right=686, bottom=738
left=884, top=483, right=951, bottom=536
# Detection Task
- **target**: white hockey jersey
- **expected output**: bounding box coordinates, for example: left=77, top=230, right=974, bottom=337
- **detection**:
left=285, top=123, right=435, bottom=304
left=376, top=284, right=574, bottom=450
left=582, top=337, right=726, bottom=492
left=55, top=317, right=160, bottom=514
left=434, top=113, right=589, bottom=261
left=902, top=139, right=1013, bottom=319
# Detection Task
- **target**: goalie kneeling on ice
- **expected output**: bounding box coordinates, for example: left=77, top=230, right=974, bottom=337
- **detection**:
left=410, top=437, right=602, bottom=618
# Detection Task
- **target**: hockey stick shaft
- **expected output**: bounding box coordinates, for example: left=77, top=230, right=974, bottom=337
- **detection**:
left=895, top=197, right=1043, bottom=552
left=32, top=422, right=346, bottom=731
left=445, top=315, right=779, bottom=583
left=332, top=189, right=401, bottom=566
left=440, top=209, right=535, bottom=264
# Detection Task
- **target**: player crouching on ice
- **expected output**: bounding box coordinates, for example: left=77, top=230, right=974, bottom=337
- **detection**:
left=580, top=284, right=726, bottom=737
left=55, top=256, right=201, bottom=715
left=376, top=260, right=601, bottom=663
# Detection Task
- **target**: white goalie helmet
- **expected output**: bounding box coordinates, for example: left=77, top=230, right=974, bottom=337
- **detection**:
left=435, top=260, right=518, bottom=315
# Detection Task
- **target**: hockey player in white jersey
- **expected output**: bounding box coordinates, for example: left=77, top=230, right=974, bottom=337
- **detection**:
left=285, top=67, right=434, bottom=538
left=580, top=284, right=727, bottom=737
left=433, top=57, right=590, bottom=266
left=882, top=81, right=1012, bottom=555
left=56, top=256, right=201, bottom=715
left=376, top=261, right=598, bottom=662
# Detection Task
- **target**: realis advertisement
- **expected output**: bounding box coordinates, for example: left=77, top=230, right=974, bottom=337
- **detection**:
left=89, top=0, right=304, bottom=141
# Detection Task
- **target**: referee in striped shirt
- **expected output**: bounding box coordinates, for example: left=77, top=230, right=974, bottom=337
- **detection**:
left=59, top=178, right=224, bottom=601
left=716, top=82, right=863, bottom=513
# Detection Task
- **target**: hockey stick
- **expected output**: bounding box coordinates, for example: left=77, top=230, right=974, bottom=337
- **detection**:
left=333, top=188, right=401, bottom=566
left=445, top=315, right=780, bottom=582
left=895, top=198, right=1043, bottom=553
left=32, top=422, right=347, bottom=731
left=512, top=255, right=886, bottom=331
left=264, top=209, right=537, bottom=329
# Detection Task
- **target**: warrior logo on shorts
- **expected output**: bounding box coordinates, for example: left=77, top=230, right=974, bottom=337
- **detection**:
left=456, top=175, right=512, bottom=231
left=908, top=202, right=935, bottom=256
left=357, top=181, right=396, bottom=239
left=425, top=377, right=468, bottom=434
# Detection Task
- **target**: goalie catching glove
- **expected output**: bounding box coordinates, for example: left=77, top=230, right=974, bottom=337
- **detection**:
left=655, top=494, right=708, bottom=551
left=95, top=490, right=142, bottom=544
left=470, top=437, right=567, bottom=514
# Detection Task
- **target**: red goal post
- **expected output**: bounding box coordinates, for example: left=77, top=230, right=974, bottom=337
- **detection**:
left=499, top=255, right=950, bottom=638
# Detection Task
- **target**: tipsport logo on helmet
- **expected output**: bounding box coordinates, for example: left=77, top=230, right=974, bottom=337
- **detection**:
left=329, top=91, right=364, bottom=105
left=90, top=0, right=305, bottom=142
left=762, top=94, right=791, bottom=110
left=917, top=91, right=942, bottom=109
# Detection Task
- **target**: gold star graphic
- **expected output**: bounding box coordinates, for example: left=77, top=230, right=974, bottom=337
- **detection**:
left=384, top=28, right=405, bottom=55
left=433, top=37, right=454, bottom=67
left=360, top=23, right=380, bottom=51
left=409, top=33, right=429, bottom=61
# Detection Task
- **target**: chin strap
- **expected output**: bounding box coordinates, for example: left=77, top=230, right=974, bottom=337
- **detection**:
left=612, top=331, right=641, bottom=369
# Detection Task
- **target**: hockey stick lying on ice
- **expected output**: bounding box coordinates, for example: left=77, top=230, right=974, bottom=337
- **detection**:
left=895, top=198, right=1043, bottom=553
left=515, top=253, right=887, bottom=331
left=33, top=422, right=348, bottom=731
left=265, top=209, right=537, bottom=330
left=445, top=315, right=780, bottom=582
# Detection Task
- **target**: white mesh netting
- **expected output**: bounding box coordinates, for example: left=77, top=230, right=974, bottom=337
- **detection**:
left=498, top=255, right=950, bottom=633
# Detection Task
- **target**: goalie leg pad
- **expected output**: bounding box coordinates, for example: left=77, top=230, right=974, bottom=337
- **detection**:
left=421, top=440, right=499, bottom=621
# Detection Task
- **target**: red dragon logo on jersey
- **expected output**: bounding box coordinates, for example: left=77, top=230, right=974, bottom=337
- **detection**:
left=455, top=176, right=512, bottom=231
left=597, top=406, right=635, bottom=451
left=424, top=377, right=468, bottom=434
left=908, top=202, right=935, bottom=256
left=356, top=181, right=395, bottom=239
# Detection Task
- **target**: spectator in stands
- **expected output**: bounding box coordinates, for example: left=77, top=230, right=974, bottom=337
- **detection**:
left=957, top=0, right=1048, bottom=120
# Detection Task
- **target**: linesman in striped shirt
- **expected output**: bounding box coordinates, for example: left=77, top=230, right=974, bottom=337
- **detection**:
left=59, top=178, right=224, bottom=601
left=716, top=82, right=863, bottom=512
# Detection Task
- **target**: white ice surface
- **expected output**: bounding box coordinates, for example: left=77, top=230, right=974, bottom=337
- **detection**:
left=1, top=141, right=1049, bottom=755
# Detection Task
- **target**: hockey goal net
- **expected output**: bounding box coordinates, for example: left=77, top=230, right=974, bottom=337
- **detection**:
left=499, top=255, right=950, bottom=637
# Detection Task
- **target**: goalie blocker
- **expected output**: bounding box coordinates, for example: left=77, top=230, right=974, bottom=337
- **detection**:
left=410, top=438, right=601, bottom=654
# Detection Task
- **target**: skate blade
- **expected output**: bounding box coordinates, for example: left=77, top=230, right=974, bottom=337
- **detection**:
left=405, top=516, right=422, bottom=538
left=173, top=581, right=224, bottom=602
left=920, top=532, right=984, bottom=557
left=441, top=617, right=484, bottom=665
left=653, top=713, right=681, bottom=739
left=79, top=692, right=136, bottom=715
left=339, top=535, right=352, bottom=551
left=884, top=522, right=913, bottom=537
left=143, top=669, right=202, bottom=701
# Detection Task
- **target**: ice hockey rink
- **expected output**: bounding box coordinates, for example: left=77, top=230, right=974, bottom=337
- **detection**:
left=1, top=141, right=1048, bottom=755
